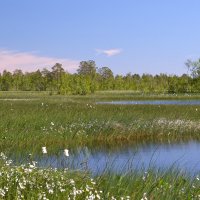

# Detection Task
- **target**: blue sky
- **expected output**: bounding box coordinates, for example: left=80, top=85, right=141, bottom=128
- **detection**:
left=0, top=0, right=200, bottom=75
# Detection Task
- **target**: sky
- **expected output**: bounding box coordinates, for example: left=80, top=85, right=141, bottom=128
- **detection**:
left=0, top=0, right=200, bottom=75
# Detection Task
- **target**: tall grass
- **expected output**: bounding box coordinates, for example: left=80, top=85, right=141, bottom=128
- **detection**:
left=0, top=152, right=199, bottom=199
left=0, top=92, right=200, bottom=153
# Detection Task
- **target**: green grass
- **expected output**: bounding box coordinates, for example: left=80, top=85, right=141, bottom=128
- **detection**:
left=0, top=153, right=199, bottom=199
left=96, top=170, right=200, bottom=200
left=0, top=91, right=200, bottom=153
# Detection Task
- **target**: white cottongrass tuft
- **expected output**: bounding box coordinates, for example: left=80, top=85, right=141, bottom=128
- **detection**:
left=51, top=122, right=54, bottom=126
left=141, top=193, right=148, bottom=200
left=0, top=152, right=121, bottom=199
left=42, top=147, right=47, bottom=154
left=64, top=149, right=69, bottom=157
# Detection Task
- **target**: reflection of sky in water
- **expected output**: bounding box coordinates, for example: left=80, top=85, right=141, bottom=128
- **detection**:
left=97, top=100, right=200, bottom=105
left=11, top=141, right=200, bottom=175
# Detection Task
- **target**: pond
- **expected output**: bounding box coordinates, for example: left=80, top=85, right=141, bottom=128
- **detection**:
left=96, top=100, right=200, bottom=105
left=11, top=141, right=200, bottom=175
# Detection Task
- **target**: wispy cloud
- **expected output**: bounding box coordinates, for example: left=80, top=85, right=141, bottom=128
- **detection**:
left=95, top=48, right=122, bottom=57
left=0, top=49, right=80, bottom=73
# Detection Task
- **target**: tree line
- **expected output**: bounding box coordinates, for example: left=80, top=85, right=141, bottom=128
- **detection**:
left=0, top=59, right=200, bottom=94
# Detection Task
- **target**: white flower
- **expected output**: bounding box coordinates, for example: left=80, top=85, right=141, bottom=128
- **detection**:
left=96, top=194, right=100, bottom=199
left=48, top=189, right=53, bottom=194
left=0, top=189, right=5, bottom=197
left=69, top=179, right=75, bottom=185
left=42, top=147, right=47, bottom=154
left=141, top=193, right=148, bottom=200
left=64, top=149, right=69, bottom=157
left=51, top=122, right=54, bottom=126
left=19, top=182, right=25, bottom=190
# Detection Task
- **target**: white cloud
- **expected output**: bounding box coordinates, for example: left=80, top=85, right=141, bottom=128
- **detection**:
left=95, top=48, right=122, bottom=57
left=0, top=49, right=80, bottom=73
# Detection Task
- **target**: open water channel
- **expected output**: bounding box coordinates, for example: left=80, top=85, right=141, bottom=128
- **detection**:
left=10, top=140, right=200, bottom=176
left=96, top=100, right=200, bottom=105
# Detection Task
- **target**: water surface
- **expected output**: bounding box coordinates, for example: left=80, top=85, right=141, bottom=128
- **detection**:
left=97, top=100, right=200, bottom=105
left=12, top=141, right=200, bottom=175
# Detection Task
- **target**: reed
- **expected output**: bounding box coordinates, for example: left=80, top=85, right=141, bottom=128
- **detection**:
left=0, top=91, right=200, bottom=154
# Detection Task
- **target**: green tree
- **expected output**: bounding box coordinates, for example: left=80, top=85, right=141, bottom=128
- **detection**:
left=77, top=60, right=97, bottom=78
left=1, top=70, right=13, bottom=91
left=77, top=60, right=97, bottom=93
left=114, top=75, right=124, bottom=90
left=41, top=68, right=53, bottom=91
left=185, top=59, right=200, bottom=93
left=154, top=74, right=168, bottom=93
left=132, top=74, right=141, bottom=91
left=29, top=70, right=45, bottom=91
left=185, top=59, right=200, bottom=78
left=59, top=73, right=72, bottom=95
left=52, top=63, right=65, bottom=93
left=13, top=69, right=23, bottom=90
left=98, top=67, right=114, bottom=90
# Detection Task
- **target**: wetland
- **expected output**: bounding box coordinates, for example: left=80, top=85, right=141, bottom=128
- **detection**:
left=0, top=91, right=200, bottom=199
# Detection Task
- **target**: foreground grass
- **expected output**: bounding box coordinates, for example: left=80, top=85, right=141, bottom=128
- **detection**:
left=0, top=153, right=199, bottom=200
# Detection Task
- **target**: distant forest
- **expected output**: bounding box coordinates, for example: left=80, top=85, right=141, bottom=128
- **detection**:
left=0, top=59, right=200, bottom=94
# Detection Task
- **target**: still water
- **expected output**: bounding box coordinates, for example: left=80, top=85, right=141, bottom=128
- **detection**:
left=14, top=141, right=200, bottom=175
left=97, top=100, right=200, bottom=105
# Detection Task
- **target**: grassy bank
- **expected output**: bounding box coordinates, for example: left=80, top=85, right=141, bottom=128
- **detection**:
left=0, top=91, right=200, bottom=153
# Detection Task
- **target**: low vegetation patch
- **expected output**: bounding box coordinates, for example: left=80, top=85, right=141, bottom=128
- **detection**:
left=0, top=152, right=200, bottom=199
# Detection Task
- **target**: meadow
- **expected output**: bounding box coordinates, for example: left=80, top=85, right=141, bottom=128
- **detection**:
left=0, top=91, right=200, bottom=199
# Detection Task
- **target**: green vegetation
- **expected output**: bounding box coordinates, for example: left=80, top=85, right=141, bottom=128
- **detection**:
left=1, top=59, right=200, bottom=94
left=0, top=152, right=200, bottom=199
left=0, top=91, right=200, bottom=153
left=0, top=91, right=200, bottom=199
